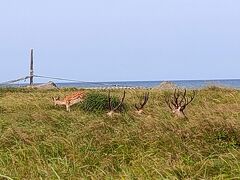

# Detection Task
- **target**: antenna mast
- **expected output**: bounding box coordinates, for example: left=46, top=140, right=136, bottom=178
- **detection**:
left=30, top=49, right=34, bottom=85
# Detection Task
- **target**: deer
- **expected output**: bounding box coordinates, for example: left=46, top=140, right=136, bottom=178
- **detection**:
left=52, top=91, right=85, bottom=112
left=165, top=89, right=195, bottom=118
left=134, top=92, right=149, bottom=114
left=107, top=90, right=126, bottom=117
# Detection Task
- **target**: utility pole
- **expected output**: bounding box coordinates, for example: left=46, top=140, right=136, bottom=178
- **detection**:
left=30, top=49, right=34, bottom=85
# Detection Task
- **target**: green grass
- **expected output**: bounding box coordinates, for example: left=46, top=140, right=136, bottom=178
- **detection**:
left=80, top=91, right=124, bottom=113
left=0, top=87, right=240, bottom=179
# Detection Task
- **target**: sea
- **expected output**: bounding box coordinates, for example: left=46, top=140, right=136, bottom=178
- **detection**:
left=56, top=79, right=240, bottom=89
left=1, top=79, right=240, bottom=89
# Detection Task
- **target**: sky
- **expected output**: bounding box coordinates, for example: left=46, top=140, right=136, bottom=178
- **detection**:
left=0, top=0, right=240, bottom=83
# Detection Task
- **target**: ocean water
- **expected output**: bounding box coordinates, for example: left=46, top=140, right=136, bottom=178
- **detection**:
left=1, top=79, right=240, bottom=89
left=56, top=79, right=240, bottom=89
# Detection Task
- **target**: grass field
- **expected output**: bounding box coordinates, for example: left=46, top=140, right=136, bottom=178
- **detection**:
left=0, top=87, right=240, bottom=179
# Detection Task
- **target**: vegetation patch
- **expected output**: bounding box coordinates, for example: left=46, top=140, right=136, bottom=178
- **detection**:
left=0, top=106, right=6, bottom=114
left=0, top=87, right=239, bottom=179
left=80, top=92, right=124, bottom=113
left=214, top=128, right=240, bottom=148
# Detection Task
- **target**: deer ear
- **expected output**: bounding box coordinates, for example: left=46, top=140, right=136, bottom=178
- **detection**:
left=52, top=96, right=60, bottom=101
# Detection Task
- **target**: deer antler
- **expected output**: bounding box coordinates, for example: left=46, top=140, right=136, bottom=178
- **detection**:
left=107, top=90, right=126, bottom=117
left=135, top=92, right=149, bottom=114
left=180, top=89, right=195, bottom=111
left=165, top=89, right=196, bottom=118
left=165, top=89, right=181, bottom=110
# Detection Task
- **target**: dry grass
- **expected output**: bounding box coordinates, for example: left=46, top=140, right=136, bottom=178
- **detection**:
left=0, top=87, right=240, bottom=179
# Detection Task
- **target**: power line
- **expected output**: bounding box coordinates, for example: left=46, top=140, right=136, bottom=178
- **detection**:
left=34, top=75, right=86, bottom=82
left=0, top=76, right=30, bottom=85
left=33, top=75, right=114, bottom=86
left=0, top=74, right=134, bottom=88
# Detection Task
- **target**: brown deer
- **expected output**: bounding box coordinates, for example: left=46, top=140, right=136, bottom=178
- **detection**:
left=134, top=92, right=149, bottom=114
left=107, top=90, right=126, bottom=117
left=52, top=91, right=85, bottom=112
left=165, top=89, right=195, bottom=118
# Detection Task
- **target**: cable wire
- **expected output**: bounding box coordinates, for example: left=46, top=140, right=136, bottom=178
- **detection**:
left=0, top=76, right=30, bottom=85
left=0, top=74, right=134, bottom=88
left=33, top=75, right=114, bottom=87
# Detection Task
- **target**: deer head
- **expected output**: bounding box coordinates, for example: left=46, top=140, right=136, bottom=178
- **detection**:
left=135, top=92, right=149, bottom=114
left=52, top=96, right=62, bottom=106
left=165, top=89, right=195, bottom=118
left=52, top=96, right=69, bottom=111
left=107, top=90, right=126, bottom=117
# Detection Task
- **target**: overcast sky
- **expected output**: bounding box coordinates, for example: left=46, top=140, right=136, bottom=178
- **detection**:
left=0, top=0, right=239, bottom=83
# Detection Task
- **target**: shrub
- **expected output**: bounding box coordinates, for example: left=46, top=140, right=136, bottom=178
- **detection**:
left=80, top=92, right=124, bottom=113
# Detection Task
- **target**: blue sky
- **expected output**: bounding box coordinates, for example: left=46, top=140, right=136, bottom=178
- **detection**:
left=0, top=0, right=240, bottom=83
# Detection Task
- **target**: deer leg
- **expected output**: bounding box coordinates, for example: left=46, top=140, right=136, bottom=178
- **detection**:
left=66, top=104, right=70, bottom=112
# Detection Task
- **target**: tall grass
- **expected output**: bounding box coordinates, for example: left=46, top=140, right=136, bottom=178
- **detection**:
left=0, top=87, right=240, bottom=179
left=79, top=92, right=124, bottom=113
